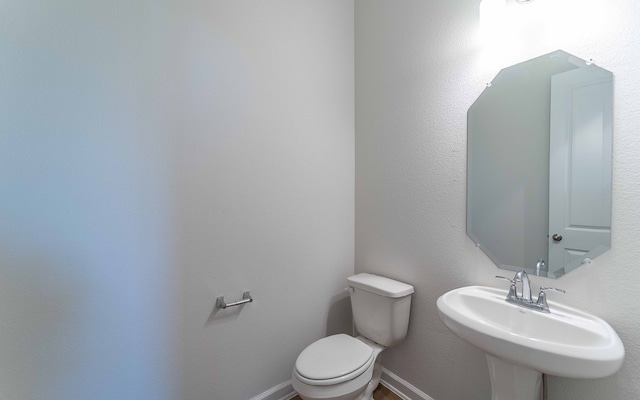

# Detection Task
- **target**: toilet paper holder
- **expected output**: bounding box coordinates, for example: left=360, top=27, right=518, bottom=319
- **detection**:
left=216, top=291, right=253, bottom=309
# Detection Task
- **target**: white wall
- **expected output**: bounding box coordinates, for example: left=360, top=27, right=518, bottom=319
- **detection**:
left=355, top=0, right=640, bottom=399
left=0, top=1, right=354, bottom=400
left=171, top=1, right=355, bottom=399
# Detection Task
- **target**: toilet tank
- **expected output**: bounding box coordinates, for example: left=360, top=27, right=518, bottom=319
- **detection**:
left=347, top=273, right=414, bottom=347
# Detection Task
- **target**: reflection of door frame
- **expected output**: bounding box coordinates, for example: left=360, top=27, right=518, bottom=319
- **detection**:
left=548, top=67, right=612, bottom=277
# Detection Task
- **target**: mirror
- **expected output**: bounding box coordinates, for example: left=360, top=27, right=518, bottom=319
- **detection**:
left=467, top=50, right=613, bottom=278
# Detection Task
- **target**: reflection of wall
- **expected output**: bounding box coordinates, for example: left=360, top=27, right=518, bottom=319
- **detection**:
left=468, top=55, right=578, bottom=269
left=356, top=0, right=640, bottom=399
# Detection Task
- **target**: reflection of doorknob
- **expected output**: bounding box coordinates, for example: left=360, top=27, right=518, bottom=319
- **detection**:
left=552, top=234, right=563, bottom=242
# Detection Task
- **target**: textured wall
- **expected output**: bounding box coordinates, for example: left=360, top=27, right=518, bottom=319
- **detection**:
left=171, top=1, right=355, bottom=399
left=355, top=0, right=640, bottom=399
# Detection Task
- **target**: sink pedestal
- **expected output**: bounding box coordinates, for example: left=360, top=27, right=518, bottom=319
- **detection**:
left=486, top=355, right=542, bottom=400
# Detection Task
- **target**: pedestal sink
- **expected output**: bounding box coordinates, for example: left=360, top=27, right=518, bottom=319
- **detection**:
left=437, top=286, right=624, bottom=400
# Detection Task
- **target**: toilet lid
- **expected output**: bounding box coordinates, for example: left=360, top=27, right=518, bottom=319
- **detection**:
left=295, top=334, right=374, bottom=381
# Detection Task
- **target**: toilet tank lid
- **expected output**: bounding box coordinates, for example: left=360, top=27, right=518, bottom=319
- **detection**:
left=347, top=273, right=414, bottom=298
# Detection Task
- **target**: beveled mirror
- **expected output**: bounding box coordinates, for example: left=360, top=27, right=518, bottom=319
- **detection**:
left=467, top=50, right=613, bottom=278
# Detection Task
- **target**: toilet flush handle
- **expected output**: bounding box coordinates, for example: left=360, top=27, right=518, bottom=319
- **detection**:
left=345, top=287, right=354, bottom=293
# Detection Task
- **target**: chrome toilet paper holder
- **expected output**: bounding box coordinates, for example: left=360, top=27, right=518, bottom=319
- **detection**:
left=216, top=291, right=253, bottom=309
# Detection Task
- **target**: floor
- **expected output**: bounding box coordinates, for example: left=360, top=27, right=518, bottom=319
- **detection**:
left=291, top=383, right=401, bottom=400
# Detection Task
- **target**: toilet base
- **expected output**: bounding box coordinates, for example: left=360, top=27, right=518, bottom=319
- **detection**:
left=354, top=355, right=382, bottom=400
left=293, top=381, right=367, bottom=400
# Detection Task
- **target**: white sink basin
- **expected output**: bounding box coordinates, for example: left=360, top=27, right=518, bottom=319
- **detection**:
left=437, top=286, right=624, bottom=379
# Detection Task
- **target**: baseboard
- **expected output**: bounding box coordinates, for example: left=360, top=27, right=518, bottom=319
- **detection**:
left=249, top=380, right=296, bottom=400
left=252, top=368, right=435, bottom=400
left=381, top=367, right=435, bottom=400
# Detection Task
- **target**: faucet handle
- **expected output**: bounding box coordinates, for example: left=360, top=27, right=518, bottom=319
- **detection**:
left=496, top=276, right=518, bottom=299
left=495, top=275, right=516, bottom=284
left=536, top=287, right=565, bottom=311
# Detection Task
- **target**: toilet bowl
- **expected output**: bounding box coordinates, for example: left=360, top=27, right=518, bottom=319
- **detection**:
left=292, top=335, right=384, bottom=400
left=291, top=273, right=414, bottom=400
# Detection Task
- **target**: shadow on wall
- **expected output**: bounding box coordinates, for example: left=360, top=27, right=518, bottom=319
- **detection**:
left=326, top=292, right=353, bottom=336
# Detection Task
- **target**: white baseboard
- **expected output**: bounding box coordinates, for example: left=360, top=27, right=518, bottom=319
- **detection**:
left=252, top=368, right=435, bottom=400
left=381, top=367, right=435, bottom=400
left=249, top=380, right=296, bottom=400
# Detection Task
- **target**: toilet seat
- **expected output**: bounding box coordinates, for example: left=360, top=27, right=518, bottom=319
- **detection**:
left=294, top=334, right=375, bottom=386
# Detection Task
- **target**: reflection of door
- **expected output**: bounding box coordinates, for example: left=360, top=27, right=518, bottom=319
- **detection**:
left=548, top=68, right=612, bottom=271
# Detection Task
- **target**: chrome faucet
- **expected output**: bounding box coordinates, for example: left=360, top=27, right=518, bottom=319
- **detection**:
left=514, top=270, right=532, bottom=301
left=496, top=270, right=565, bottom=313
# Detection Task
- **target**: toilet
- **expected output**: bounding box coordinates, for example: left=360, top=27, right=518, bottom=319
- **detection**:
left=291, top=273, right=414, bottom=400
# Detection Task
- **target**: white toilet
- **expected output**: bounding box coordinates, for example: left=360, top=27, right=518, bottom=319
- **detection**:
left=291, top=273, right=414, bottom=400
